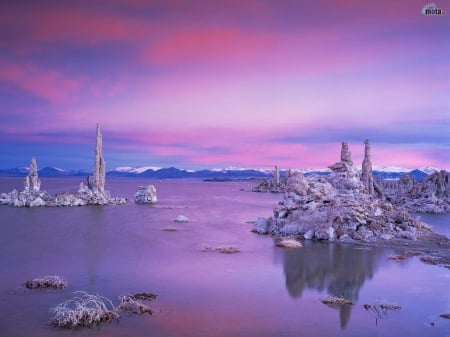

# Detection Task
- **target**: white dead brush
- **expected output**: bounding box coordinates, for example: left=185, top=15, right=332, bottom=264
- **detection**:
left=117, top=295, right=152, bottom=315
left=363, top=301, right=401, bottom=319
left=50, top=291, right=119, bottom=328
left=201, top=244, right=240, bottom=254
left=321, top=296, right=353, bottom=306
left=25, top=275, right=67, bottom=289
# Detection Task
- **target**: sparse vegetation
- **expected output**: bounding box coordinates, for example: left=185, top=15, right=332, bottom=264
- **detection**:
left=117, top=295, right=152, bottom=315
left=388, top=251, right=419, bottom=261
left=25, top=275, right=67, bottom=289
left=128, top=292, right=158, bottom=301
left=321, top=296, right=353, bottom=306
left=363, top=301, right=401, bottom=319
left=202, top=244, right=240, bottom=254
left=50, top=291, right=118, bottom=328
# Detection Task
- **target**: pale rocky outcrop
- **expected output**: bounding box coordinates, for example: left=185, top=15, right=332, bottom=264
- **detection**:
left=253, top=141, right=433, bottom=242
left=89, top=123, right=106, bottom=194
left=0, top=157, right=50, bottom=207
left=360, top=139, right=374, bottom=195
left=175, top=215, right=189, bottom=223
left=252, top=165, right=287, bottom=193
left=135, top=185, right=157, bottom=204
left=0, top=124, right=127, bottom=207
left=25, top=157, right=41, bottom=192
left=386, top=170, right=450, bottom=213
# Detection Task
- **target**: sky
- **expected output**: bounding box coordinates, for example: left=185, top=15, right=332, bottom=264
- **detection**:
left=0, top=0, right=449, bottom=171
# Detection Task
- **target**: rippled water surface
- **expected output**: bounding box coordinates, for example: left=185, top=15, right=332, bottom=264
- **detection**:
left=0, top=178, right=449, bottom=337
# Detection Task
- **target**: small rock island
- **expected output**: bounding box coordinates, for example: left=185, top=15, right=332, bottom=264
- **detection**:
left=0, top=124, right=127, bottom=207
left=253, top=140, right=446, bottom=244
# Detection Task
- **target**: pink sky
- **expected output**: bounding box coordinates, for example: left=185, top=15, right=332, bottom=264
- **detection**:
left=0, top=0, right=448, bottom=170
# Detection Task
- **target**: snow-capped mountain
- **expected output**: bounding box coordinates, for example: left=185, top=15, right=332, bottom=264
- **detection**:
left=0, top=165, right=446, bottom=180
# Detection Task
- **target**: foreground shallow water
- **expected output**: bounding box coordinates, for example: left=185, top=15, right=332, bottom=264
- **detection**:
left=0, top=178, right=449, bottom=337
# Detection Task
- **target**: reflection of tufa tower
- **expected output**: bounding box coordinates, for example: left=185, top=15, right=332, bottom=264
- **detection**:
left=88, top=123, right=106, bottom=194
left=24, top=157, right=41, bottom=192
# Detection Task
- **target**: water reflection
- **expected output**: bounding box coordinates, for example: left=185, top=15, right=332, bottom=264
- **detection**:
left=86, top=207, right=106, bottom=286
left=281, top=242, right=385, bottom=329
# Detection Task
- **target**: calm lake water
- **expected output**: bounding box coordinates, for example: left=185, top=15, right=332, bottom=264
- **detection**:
left=0, top=178, right=449, bottom=337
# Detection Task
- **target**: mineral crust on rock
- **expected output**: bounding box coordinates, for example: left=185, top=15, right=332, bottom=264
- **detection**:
left=0, top=124, right=127, bottom=207
left=253, top=165, right=287, bottom=193
left=253, top=141, right=434, bottom=242
left=135, top=185, right=157, bottom=204
left=382, top=170, right=449, bottom=213
left=0, top=157, right=51, bottom=207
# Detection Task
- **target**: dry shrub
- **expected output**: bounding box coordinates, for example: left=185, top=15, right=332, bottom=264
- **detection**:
left=50, top=291, right=118, bottom=328
left=363, top=301, right=401, bottom=319
left=117, top=296, right=152, bottom=315
left=202, top=244, right=240, bottom=254
left=128, top=292, right=158, bottom=301
left=25, top=275, right=67, bottom=289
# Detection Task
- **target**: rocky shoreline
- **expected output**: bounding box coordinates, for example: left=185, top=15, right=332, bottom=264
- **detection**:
left=252, top=140, right=449, bottom=268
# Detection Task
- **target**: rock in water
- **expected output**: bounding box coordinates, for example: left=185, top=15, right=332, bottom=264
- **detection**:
left=254, top=140, right=432, bottom=242
left=2, top=157, right=51, bottom=207
left=135, top=185, right=157, bottom=204
left=0, top=124, right=127, bottom=207
left=175, top=215, right=189, bottom=223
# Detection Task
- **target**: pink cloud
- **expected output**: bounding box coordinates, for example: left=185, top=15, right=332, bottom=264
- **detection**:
left=0, top=59, right=83, bottom=105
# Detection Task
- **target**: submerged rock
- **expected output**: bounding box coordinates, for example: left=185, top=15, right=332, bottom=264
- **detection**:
left=135, top=185, right=157, bottom=204
left=253, top=141, right=433, bottom=243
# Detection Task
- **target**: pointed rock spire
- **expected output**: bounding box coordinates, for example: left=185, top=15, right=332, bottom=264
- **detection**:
left=89, top=123, right=106, bottom=193
left=361, top=139, right=374, bottom=195
left=274, top=165, right=280, bottom=186
left=25, top=157, right=41, bottom=192
left=328, top=141, right=355, bottom=176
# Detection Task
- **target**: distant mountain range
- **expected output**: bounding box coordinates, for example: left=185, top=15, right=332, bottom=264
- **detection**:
left=0, top=165, right=444, bottom=181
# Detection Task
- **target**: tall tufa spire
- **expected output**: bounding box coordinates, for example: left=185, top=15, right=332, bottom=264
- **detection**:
left=361, top=139, right=374, bottom=195
left=88, top=123, right=106, bottom=193
left=274, top=165, right=280, bottom=186
left=25, top=156, right=41, bottom=192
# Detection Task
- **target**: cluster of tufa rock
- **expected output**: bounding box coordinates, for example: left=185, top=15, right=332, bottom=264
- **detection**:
left=0, top=124, right=127, bottom=207
left=253, top=140, right=433, bottom=242
left=135, top=185, right=157, bottom=204
left=382, top=170, right=449, bottom=213
left=252, top=165, right=285, bottom=192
